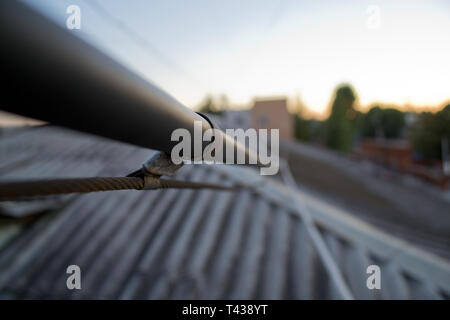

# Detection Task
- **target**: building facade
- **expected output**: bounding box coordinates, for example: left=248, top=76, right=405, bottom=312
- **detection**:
left=214, top=97, right=293, bottom=140
left=251, top=98, right=293, bottom=140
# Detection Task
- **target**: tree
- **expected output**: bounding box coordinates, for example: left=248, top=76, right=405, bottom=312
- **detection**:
left=294, top=114, right=310, bottom=142
left=293, top=94, right=311, bottom=142
left=325, top=84, right=358, bottom=152
left=360, top=106, right=405, bottom=139
left=197, top=94, right=224, bottom=115
left=411, top=104, right=450, bottom=161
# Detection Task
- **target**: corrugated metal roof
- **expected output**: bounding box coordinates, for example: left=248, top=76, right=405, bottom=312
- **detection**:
left=0, top=126, right=449, bottom=299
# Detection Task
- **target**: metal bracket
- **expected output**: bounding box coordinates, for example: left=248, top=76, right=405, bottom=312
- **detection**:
left=142, top=151, right=183, bottom=177
left=127, top=152, right=183, bottom=189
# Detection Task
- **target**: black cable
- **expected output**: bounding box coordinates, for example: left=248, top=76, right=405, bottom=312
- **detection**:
left=0, top=176, right=243, bottom=201
left=160, top=178, right=243, bottom=191
left=0, top=177, right=144, bottom=201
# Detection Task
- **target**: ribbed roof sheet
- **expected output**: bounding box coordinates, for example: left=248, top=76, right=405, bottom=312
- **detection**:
left=0, top=126, right=448, bottom=299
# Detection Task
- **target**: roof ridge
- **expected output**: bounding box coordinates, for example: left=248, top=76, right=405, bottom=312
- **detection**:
left=212, top=164, right=450, bottom=294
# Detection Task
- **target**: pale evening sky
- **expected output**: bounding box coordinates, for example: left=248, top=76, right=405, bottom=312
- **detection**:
left=23, top=0, right=450, bottom=116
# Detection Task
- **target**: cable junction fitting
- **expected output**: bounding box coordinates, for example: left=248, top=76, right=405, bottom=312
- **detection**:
left=0, top=152, right=245, bottom=201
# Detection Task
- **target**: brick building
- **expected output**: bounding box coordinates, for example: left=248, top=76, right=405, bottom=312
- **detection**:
left=215, top=97, right=293, bottom=140
left=359, top=139, right=412, bottom=170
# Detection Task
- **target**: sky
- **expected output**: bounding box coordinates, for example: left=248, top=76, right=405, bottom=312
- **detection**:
left=23, top=0, right=450, bottom=117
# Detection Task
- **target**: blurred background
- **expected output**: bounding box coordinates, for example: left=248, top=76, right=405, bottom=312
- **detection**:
left=2, top=0, right=449, bottom=164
